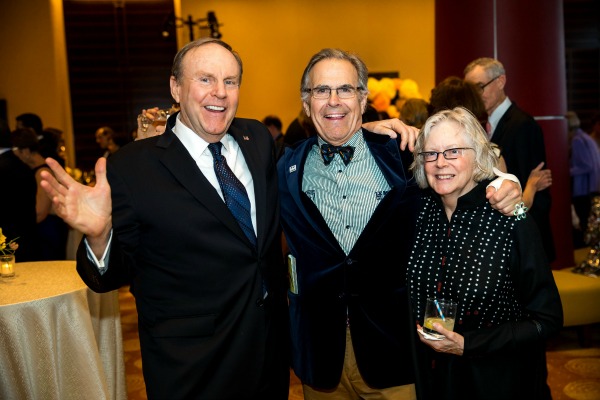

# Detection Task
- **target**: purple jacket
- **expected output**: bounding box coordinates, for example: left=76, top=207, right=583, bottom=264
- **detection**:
left=571, top=128, right=600, bottom=197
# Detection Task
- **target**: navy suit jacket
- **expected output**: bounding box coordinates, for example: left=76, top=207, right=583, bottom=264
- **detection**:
left=76, top=115, right=290, bottom=399
left=278, top=130, right=421, bottom=390
left=492, top=102, right=555, bottom=261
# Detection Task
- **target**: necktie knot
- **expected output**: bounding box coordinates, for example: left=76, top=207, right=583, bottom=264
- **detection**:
left=320, top=143, right=355, bottom=166
left=485, top=121, right=493, bottom=139
left=208, top=142, right=224, bottom=160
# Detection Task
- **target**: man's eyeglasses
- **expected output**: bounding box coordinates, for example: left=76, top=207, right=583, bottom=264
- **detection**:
left=477, top=75, right=500, bottom=92
left=305, top=85, right=363, bottom=99
left=418, top=147, right=474, bottom=162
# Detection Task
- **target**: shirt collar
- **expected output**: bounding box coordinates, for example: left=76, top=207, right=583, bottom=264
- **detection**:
left=312, top=129, right=365, bottom=167
left=172, top=114, right=236, bottom=156
left=488, top=97, right=512, bottom=131
left=317, top=129, right=363, bottom=148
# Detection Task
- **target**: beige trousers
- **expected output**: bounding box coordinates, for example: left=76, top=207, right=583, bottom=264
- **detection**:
left=302, top=327, right=416, bottom=400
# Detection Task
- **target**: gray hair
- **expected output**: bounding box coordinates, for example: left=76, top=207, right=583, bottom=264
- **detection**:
left=410, top=107, right=498, bottom=189
left=300, top=48, right=369, bottom=103
left=464, top=57, right=505, bottom=80
left=565, top=111, right=581, bottom=131
left=171, top=38, right=243, bottom=85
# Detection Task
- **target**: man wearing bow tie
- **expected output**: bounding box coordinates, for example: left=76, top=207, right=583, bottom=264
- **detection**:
left=278, top=49, right=522, bottom=400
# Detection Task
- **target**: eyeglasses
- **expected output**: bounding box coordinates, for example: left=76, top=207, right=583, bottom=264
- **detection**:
left=418, top=147, right=474, bottom=162
left=305, top=85, right=363, bottom=99
left=476, top=75, right=500, bottom=92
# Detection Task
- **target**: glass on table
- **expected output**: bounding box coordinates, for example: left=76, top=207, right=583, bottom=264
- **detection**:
left=1, top=254, right=15, bottom=278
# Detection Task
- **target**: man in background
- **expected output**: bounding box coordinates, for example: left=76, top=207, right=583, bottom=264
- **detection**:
left=262, top=115, right=286, bottom=160
left=0, top=120, right=38, bottom=261
left=95, top=126, right=123, bottom=158
left=465, top=57, right=555, bottom=262
left=566, top=111, right=600, bottom=246
left=16, top=113, right=43, bottom=135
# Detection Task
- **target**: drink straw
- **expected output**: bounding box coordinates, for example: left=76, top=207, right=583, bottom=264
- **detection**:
left=434, top=299, right=445, bottom=321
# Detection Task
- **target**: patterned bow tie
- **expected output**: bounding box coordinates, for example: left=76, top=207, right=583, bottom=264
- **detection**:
left=320, top=143, right=355, bottom=166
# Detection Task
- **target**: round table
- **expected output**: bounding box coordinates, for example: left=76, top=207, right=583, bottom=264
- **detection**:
left=0, top=261, right=127, bottom=400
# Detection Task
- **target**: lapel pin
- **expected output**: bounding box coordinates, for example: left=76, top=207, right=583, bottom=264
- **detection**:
left=243, top=135, right=250, bottom=141
left=289, top=165, right=297, bottom=173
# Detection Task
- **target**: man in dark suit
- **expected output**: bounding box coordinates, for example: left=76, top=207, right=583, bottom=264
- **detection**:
left=41, top=38, right=289, bottom=400
left=279, top=49, right=522, bottom=400
left=0, top=121, right=38, bottom=261
left=262, top=115, right=286, bottom=161
left=465, top=57, right=555, bottom=262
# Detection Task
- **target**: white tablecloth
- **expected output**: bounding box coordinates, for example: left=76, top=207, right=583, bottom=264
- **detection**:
left=0, top=261, right=126, bottom=400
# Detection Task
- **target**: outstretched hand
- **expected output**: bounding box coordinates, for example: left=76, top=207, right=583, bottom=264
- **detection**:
left=40, top=157, right=113, bottom=257
left=527, top=162, right=552, bottom=192
left=362, top=119, right=419, bottom=152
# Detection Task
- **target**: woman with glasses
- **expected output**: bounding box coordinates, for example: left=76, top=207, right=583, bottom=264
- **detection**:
left=428, top=76, right=552, bottom=241
left=407, top=107, right=562, bottom=400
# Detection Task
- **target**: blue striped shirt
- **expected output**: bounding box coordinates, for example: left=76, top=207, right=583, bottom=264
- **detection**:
left=302, top=131, right=390, bottom=254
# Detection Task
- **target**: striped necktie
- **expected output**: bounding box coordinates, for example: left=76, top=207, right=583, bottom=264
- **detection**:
left=207, top=142, right=256, bottom=247
left=485, top=121, right=493, bottom=139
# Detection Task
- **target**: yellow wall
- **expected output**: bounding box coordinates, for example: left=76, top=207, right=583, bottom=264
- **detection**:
left=0, top=0, right=434, bottom=158
left=0, top=0, right=74, bottom=165
left=181, top=0, right=435, bottom=129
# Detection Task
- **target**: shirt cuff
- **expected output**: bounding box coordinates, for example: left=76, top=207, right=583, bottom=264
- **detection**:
left=84, top=230, right=113, bottom=275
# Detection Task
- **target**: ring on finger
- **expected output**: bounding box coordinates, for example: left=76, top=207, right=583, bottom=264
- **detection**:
left=513, top=201, right=528, bottom=220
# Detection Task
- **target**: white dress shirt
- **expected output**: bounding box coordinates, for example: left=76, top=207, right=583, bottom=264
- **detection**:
left=488, top=97, right=512, bottom=136
left=87, top=114, right=257, bottom=272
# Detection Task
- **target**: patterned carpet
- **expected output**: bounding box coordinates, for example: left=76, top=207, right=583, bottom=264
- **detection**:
left=546, top=326, right=600, bottom=400
left=117, top=287, right=303, bottom=400
left=118, top=286, right=600, bottom=400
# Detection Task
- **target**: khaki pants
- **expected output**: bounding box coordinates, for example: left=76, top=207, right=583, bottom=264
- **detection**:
left=302, top=327, right=416, bottom=400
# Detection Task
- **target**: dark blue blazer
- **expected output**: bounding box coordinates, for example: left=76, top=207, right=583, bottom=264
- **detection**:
left=278, top=130, right=421, bottom=389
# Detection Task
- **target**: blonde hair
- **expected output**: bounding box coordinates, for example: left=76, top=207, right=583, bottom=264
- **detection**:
left=410, top=107, right=498, bottom=189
